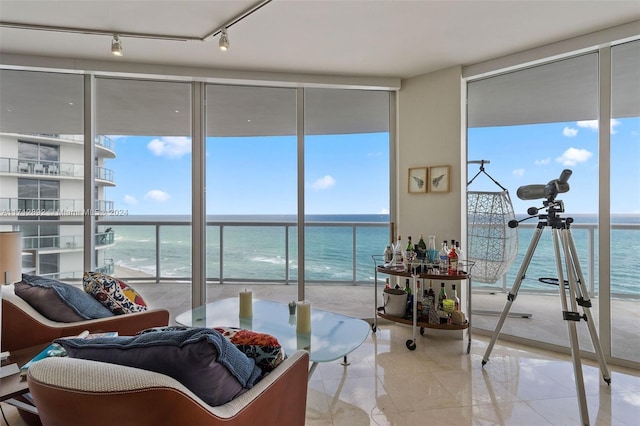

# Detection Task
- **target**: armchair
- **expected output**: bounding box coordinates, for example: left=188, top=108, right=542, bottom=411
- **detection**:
left=27, top=351, right=310, bottom=426
left=1, top=283, right=170, bottom=353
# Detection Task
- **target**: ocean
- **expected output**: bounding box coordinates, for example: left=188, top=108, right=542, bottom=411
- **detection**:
left=105, top=214, right=639, bottom=296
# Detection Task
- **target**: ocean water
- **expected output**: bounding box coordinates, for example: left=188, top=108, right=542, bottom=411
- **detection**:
left=105, top=214, right=639, bottom=296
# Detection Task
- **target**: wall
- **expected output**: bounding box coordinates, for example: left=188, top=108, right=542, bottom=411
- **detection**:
left=397, top=66, right=463, bottom=246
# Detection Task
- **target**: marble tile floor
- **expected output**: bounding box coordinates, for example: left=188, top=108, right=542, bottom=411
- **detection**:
left=3, top=323, right=639, bottom=426
left=3, top=281, right=638, bottom=425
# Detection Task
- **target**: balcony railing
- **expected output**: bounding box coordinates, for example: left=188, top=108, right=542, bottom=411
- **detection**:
left=21, top=230, right=114, bottom=250
left=0, top=157, right=114, bottom=183
left=9, top=133, right=115, bottom=152
left=89, top=219, right=638, bottom=299
left=0, top=198, right=114, bottom=213
left=4, top=218, right=638, bottom=299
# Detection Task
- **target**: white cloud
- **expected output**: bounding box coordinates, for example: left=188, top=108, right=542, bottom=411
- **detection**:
left=311, top=175, right=336, bottom=190
left=379, top=208, right=389, bottom=214
left=576, top=119, right=621, bottom=134
left=535, top=158, right=551, bottom=166
left=123, top=195, right=137, bottom=205
left=563, top=127, right=578, bottom=137
left=556, top=147, right=592, bottom=166
left=147, top=136, right=191, bottom=158
left=144, top=190, right=171, bottom=202
left=512, top=168, right=525, bottom=177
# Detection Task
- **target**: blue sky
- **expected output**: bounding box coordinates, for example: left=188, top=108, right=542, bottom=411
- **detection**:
left=106, top=132, right=390, bottom=215
left=106, top=118, right=639, bottom=216
left=468, top=118, right=640, bottom=215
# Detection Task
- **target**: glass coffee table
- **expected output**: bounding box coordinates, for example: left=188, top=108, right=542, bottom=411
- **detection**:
left=175, top=298, right=370, bottom=377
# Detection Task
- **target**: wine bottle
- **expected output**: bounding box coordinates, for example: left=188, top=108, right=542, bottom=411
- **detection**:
left=448, top=244, right=458, bottom=275
left=438, top=282, right=447, bottom=311
left=417, top=234, right=427, bottom=260
left=451, top=283, right=460, bottom=310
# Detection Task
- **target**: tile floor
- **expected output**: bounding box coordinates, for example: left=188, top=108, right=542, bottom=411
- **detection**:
left=3, top=321, right=639, bottom=426
left=302, top=320, right=640, bottom=425
left=3, top=280, right=638, bottom=425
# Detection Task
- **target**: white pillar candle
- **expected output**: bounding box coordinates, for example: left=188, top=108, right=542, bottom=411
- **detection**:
left=239, top=289, right=252, bottom=318
left=296, top=300, right=311, bottom=333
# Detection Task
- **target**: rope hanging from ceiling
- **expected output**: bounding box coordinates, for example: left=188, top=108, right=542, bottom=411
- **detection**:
left=467, top=160, right=518, bottom=284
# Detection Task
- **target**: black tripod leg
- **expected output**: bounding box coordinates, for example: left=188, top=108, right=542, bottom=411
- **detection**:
left=482, top=225, right=544, bottom=366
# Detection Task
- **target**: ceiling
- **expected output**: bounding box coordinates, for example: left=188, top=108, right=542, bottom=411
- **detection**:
left=0, top=1, right=638, bottom=137
left=1, top=0, right=639, bottom=79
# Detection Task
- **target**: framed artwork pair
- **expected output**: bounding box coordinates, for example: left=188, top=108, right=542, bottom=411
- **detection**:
left=408, top=165, right=450, bottom=193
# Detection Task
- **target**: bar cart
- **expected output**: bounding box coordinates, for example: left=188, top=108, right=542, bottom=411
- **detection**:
left=372, top=255, right=473, bottom=353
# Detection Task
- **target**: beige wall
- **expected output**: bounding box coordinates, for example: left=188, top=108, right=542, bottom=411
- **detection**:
left=397, top=65, right=463, bottom=247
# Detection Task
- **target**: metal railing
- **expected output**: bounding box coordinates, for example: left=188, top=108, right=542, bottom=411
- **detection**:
left=0, top=157, right=114, bottom=183
left=0, top=198, right=113, bottom=213
left=99, top=219, right=389, bottom=285
left=3, top=218, right=638, bottom=298
left=487, top=222, right=638, bottom=298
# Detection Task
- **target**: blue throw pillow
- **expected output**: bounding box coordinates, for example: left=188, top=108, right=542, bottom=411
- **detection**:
left=56, top=327, right=262, bottom=407
left=19, top=274, right=113, bottom=320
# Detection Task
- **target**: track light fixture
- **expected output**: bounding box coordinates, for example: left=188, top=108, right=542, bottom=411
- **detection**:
left=111, top=34, right=123, bottom=56
left=219, top=28, right=229, bottom=51
left=0, top=0, right=273, bottom=55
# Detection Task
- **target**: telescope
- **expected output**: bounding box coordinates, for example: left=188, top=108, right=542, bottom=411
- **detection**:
left=516, top=169, right=572, bottom=201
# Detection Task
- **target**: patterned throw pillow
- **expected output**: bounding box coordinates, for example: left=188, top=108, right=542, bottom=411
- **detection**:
left=83, top=272, right=148, bottom=315
left=213, top=327, right=285, bottom=373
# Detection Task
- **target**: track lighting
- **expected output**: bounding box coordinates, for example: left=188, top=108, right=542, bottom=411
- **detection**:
left=111, top=35, right=123, bottom=56
left=219, top=28, right=229, bottom=51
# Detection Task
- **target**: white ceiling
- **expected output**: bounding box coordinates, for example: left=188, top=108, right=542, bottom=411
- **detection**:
left=1, top=0, right=639, bottom=79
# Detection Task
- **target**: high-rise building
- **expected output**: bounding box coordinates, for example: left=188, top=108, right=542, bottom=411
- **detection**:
left=0, top=132, right=116, bottom=278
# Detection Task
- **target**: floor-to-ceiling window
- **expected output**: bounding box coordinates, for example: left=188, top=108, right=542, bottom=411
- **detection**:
left=204, top=84, right=298, bottom=287
left=610, top=39, right=640, bottom=363
left=467, top=45, right=639, bottom=365
left=0, top=69, right=84, bottom=278
left=303, top=88, right=391, bottom=283
left=96, top=77, right=193, bottom=311
left=467, top=52, right=603, bottom=350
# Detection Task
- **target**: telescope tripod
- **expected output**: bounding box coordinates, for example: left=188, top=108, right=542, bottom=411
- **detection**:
left=481, top=204, right=610, bottom=426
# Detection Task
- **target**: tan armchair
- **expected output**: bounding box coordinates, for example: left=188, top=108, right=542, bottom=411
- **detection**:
left=1, top=283, right=170, bottom=352
left=27, top=351, right=310, bottom=426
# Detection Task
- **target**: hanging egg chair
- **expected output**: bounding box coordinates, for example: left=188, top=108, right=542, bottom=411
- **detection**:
left=467, top=160, right=518, bottom=284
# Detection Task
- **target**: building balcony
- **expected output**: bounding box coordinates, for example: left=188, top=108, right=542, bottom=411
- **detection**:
left=0, top=157, right=115, bottom=185
left=22, top=230, right=115, bottom=251
left=0, top=198, right=114, bottom=215
left=0, top=132, right=116, bottom=158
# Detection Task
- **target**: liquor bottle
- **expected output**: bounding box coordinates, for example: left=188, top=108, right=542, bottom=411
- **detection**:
left=406, top=236, right=414, bottom=253
left=404, top=279, right=413, bottom=319
left=448, top=243, right=458, bottom=275
left=438, top=282, right=447, bottom=311
left=451, top=283, right=460, bottom=310
left=438, top=241, right=449, bottom=273
left=417, top=234, right=427, bottom=260
left=385, top=278, right=390, bottom=289
left=455, top=241, right=464, bottom=273
left=384, top=245, right=393, bottom=264
left=421, top=283, right=430, bottom=319
left=392, top=235, right=403, bottom=266
left=426, top=281, right=436, bottom=321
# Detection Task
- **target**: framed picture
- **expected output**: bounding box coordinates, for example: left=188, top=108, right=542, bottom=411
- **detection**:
left=429, top=165, right=450, bottom=193
left=408, top=167, right=428, bottom=193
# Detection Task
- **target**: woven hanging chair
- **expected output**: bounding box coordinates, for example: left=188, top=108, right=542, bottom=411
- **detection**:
left=467, top=160, right=518, bottom=284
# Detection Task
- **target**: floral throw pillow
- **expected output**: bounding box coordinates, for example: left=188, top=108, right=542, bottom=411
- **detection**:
left=83, top=272, right=148, bottom=315
left=213, top=327, right=285, bottom=374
